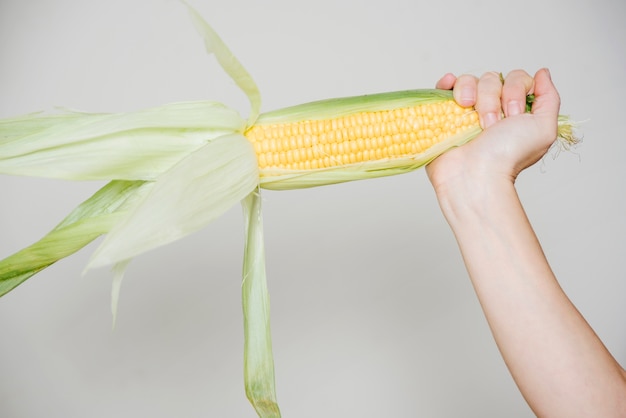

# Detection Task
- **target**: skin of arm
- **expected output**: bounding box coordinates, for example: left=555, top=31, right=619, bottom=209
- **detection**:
left=427, top=69, right=626, bottom=417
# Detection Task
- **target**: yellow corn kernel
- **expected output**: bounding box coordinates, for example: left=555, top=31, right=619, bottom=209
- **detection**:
left=245, top=97, right=480, bottom=174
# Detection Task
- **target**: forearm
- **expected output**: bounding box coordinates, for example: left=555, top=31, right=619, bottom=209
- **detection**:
left=436, top=176, right=626, bottom=417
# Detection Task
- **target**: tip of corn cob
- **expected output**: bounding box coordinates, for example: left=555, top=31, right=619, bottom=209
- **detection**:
left=556, top=115, right=581, bottom=150
left=526, top=93, right=580, bottom=150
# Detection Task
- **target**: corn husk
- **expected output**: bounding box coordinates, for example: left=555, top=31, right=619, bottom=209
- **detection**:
left=0, top=5, right=276, bottom=417
left=0, top=180, right=149, bottom=297
left=0, top=102, right=245, bottom=181
left=242, top=190, right=281, bottom=417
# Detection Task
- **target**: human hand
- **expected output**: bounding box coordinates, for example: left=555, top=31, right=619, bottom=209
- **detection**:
left=426, top=68, right=560, bottom=195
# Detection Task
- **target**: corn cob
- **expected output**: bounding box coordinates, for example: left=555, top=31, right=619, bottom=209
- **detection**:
left=247, top=89, right=574, bottom=191
left=247, top=90, right=481, bottom=190
left=249, top=96, right=477, bottom=172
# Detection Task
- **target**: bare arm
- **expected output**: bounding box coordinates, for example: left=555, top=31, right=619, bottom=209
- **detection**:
left=427, top=69, right=626, bottom=417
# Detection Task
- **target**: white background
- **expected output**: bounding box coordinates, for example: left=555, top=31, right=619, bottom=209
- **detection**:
left=1, top=0, right=624, bottom=416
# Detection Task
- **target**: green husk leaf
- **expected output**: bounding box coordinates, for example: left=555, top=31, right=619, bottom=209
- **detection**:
left=87, top=133, right=259, bottom=269
left=241, top=189, right=281, bottom=418
left=0, top=101, right=245, bottom=181
left=0, top=180, right=149, bottom=296
left=184, top=2, right=261, bottom=127
left=253, top=89, right=455, bottom=124
left=111, top=259, right=132, bottom=328
left=184, top=6, right=278, bottom=416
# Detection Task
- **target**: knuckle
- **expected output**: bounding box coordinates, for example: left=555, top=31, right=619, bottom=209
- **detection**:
left=480, top=71, right=502, bottom=83
left=506, top=69, right=529, bottom=79
left=457, top=74, right=478, bottom=86
left=505, top=69, right=533, bottom=89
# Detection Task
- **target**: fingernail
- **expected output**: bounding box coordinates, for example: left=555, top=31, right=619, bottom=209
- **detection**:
left=481, top=112, right=499, bottom=129
left=544, top=67, right=552, bottom=79
left=507, top=100, right=522, bottom=116
left=459, top=87, right=475, bottom=106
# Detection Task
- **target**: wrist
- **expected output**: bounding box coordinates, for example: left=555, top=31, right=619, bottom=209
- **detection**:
left=433, top=170, right=517, bottom=227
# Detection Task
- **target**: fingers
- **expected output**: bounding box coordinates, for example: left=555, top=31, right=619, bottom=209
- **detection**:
left=436, top=71, right=508, bottom=128
left=475, top=72, right=504, bottom=129
left=530, top=68, right=560, bottom=119
left=436, top=69, right=555, bottom=129
left=501, top=69, right=534, bottom=118
left=452, top=74, right=479, bottom=107
left=435, top=73, right=477, bottom=106
left=436, top=73, right=457, bottom=90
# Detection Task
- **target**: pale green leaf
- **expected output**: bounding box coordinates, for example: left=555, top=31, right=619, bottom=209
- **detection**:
left=0, top=101, right=245, bottom=181
left=87, top=133, right=259, bottom=269
left=0, top=180, right=150, bottom=296
left=254, top=89, right=456, bottom=124
left=111, top=259, right=132, bottom=329
left=184, top=2, right=262, bottom=126
left=241, top=189, right=281, bottom=418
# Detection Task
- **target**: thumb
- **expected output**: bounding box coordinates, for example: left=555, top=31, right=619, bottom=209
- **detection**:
left=530, top=68, right=561, bottom=119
